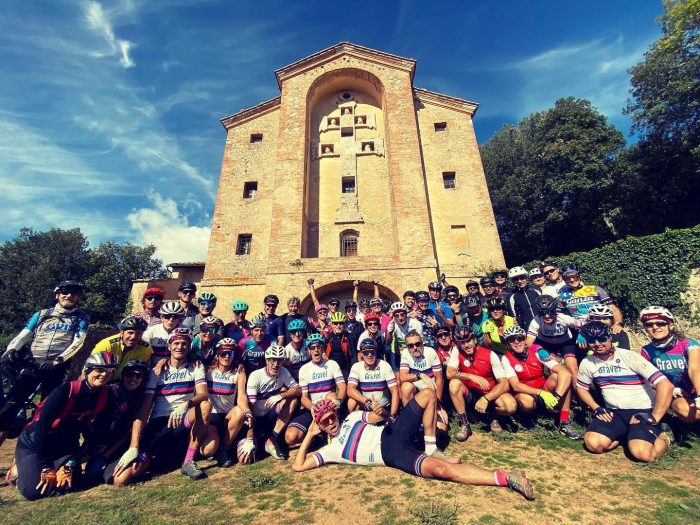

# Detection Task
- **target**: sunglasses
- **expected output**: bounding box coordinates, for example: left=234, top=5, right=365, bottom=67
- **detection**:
left=361, top=350, right=377, bottom=356
left=483, top=284, right=495, bottom=289
left=201, top=327, right=219, bottom=334
left=291, top=330, right=305, bottom=336
left=198, top=301, right=215, bottom=307
left=91, top=367, right=112, bottom=375
left=181, top=291, right=195, bottom=296
left=585, top=335, right=609, bottom=344
left=394, top=312, right=407, bottom=316
left=144, top=295, right=162, bottom=301
left=514, top=276, right=528, bottom=281
left=334, top=322, right=346, bottom=326
left=308, top=344, right=323, bottom=351
left=507, top=336, right=527, bottom=343
left=436, top=332, right=451, bottom=338
left=489, top=307, right=505, bottom=312
left=406, top=342, right=423, bottom=349
left=265, top=304, right=277, bottom=308
left=644, top=321, right=669, bottom=329
left=320, top=413, right=338, bottom=426
left=543, top=269, right=557, bottom=275
left=124, top=371, right=144, bottom=379
left=161, top=314, right=179, bottom=320
left=366, top=321, right=379, bottom=327
left=218, top=350, right=234, bottom=358
left=539, top=310, right=557, bottom=317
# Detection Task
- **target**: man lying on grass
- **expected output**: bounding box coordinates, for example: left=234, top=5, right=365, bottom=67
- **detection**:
left=292, top=388, right=535, bottom=500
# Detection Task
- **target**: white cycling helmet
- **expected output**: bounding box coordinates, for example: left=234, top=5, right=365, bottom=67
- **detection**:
left=528, top=267, right=543, bottom=277
left=503, top=326, right=526, bottom=340
left=508, top=266, right=528, bottom=279
left=639, top=306, right=675, bottom=324
left=265, top=343, right=286, bottom=360
left=159, top=301, right=185, bottom=316
left=390, top=301, right=407, bottom=314
left=588, top=304, right=614, bottom=318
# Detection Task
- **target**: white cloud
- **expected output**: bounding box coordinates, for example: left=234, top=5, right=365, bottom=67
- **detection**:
left=127, top=191, right=210, bottom=264
left=83, top=0, right=135, bottom=69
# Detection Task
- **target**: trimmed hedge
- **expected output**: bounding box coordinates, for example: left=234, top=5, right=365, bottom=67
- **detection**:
left=523, top=226, right=700, bottom=323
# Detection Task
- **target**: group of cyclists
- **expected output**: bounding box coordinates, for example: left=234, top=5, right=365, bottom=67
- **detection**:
left=0, top=261, right=697, bottom=503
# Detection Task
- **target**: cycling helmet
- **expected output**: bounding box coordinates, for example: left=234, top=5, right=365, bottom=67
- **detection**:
left=122, top=360, right=149, bottom=375
left=231, top=300, right=249, bottom=312
left=508, top=266, right=528, bottom=279
left=313, top=398, right=338, bottom=425
left=465, top=279, right=479, bottom=288
left=328, top=298, right=341, bottom=307
left=200, top=315, right=224, bottom=329
left=492, top=270, right=508, bottom=279
left=503, top=326, right=526, bottom=340
left=315, top=303, right=329, bottom=313
left=250, top=315, right=267, bottom=329
left=369, top=298, right=383, bottom=306
left=359, top=299, right=370, bottom=308
left=528, top=268, right=543, bottom=278
left=428, top=281, right=442, bottom=291
left=588, top=304, right=614, bottom=318
left=480, top=277, right=495, bottom=287
left=306, top=333, right=325, bottom=346
left=159, top=301, right=185, bottom=316
left=485, top=297, right=507, bottom=310
left=264, top=294, right=279, bottom=305
left=265, top=343, right=286, bottom=360
left=534, top=295, right=558, bottom=313
left=178, top=281, right=197, bottom=292
left=434, top=324, right=451, bottom=337
left=198, top=292, right=217, bottom=303
left=344, top=300, right=358, bottom=309
left=453, top=326, right=474, bottom=342
left=415, top=291, right=430, bottom=302
left=390, top=302, right=407, bottom=314
left=118, top=315, right=148, bottom=332
left=639, top=306, right=675, bottom=324
left=55, top=280, right=84, bottom=294
left=580, top=321, right=611, bottom=341
left=215, top=338, right=237, bottom=351
left=560, top=263, right=580, bottom=277
left=287, top=319, right=306, bottom=332
left=464, top=295, right=481, bottom=308
left=143, top=287, right=165, bottom=299
left=168, top=327, right=192, bottom=344
left=359, top=338, right=378, bottom=351
left=444, top=285, right=460, bottom=296
left=84, top=351, right=118, bottom=372
left=403, top=290, right=416, bottom=298
left=330, top=312, right=347, bottom=323
left=363, top=312, right=380, bottom=324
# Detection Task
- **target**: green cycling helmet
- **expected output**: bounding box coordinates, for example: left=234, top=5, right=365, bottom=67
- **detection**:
left=231, top=300, right=249, bottom=312
left=306, top=333, right=325, bottom=346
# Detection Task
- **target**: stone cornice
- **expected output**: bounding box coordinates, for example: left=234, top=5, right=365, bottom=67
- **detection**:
left=220, top=96, right=281, bottom=129
left=413, top=87, right=479, bottom=116
left=274, top=42, right=416, bottom=89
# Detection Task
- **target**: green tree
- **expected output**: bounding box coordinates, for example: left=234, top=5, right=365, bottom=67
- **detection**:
left=622, top=0, right=700, bottom=232
left=83, top=242, right=167, bottom=327
left=481, top=97, right=627, bottom=264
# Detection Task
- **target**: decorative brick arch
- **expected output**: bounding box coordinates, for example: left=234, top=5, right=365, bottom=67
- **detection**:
left=299, top=279, right=399, bottom=315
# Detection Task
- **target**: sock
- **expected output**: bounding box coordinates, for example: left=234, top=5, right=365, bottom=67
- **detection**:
left=424, top=435, right=437, bottom=454
left=271, top=430, right=280, bottom=442
left=183, top=447, right=197, bottom=465
left=559, top=410, right=570, bottom=424
left=495, top=470, right=509, bottom=487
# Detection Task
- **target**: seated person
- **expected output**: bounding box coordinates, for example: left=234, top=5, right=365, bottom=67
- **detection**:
left=347, top=338, right=399, bottom=420
left=91, top=316, right=152, bottom=381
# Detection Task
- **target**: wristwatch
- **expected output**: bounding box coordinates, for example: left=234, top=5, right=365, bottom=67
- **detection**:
left=415, top=372, right=422, bottom=381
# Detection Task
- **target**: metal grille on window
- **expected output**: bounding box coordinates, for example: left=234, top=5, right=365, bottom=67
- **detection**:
left=236, top=234, right=252, bottom=255
left=340, top=233, right=358, bottom=256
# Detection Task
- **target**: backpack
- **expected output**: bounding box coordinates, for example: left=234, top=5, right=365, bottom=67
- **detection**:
left=30, top=379, right=110, bottom=430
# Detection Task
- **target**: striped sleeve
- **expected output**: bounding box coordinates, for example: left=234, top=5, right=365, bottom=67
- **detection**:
left=628, top=351, right=665, bottom=386
left=331, top=361, right=346, bottom=384
left=193, top=363, right=206, bottom=385
left=576, top=360, right=593, bottom=390
left=144, top=370, right=158, bottom=395
left=526, top=318, right=540, bottom=339
left=383, top=363, right=397, bottom=387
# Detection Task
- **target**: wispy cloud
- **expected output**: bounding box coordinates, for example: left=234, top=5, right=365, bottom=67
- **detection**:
left=83, top=0, right=135, bottom=69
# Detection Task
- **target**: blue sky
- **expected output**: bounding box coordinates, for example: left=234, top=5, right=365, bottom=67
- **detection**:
left=1, top=0, right=664, bottom=264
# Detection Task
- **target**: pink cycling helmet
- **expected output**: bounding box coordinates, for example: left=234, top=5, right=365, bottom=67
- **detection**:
left=313, top=398, right=338, bottom=425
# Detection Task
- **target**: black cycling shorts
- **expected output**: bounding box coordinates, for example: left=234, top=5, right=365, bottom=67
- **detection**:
left=288, top=410, right=312, bottom=434
left=380, top=399, right=428, bottom=477
left=586, top=408, right=661, bottom=445
left=535, top=338, right=578, bottom=359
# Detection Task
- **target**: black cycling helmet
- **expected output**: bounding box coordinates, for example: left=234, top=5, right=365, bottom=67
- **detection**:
left=465, top=279, right=479, bottom=288
left=491, top=270, right=508, bottom=279
left=453, top=325, right=474, bottom=342
left=415, top=291, right=430, bottom=302
left=480, top=276, right=496, bottom=287
left=118, top=315, right=148, bottom=332
left=344, top=300, right=358, bottom=309
left=55, top=280, right=84, bottom=294
left=178, top=281, right=197, bottom=292
left=329, top=298, right=341, bottom=307
left=443, top=285, right=459, bottom=296
left=560, top=263, right=580, bottom=277
left=485, top=297, right=507, bottom=310
left=428, top=281, right=442, bottom=291
left=402, top=290, right=415, bottom=299
left=122, top=359, right=149, bottom=375
left=534, top=295, right=559, bottom=313
left=359, top=299, right=370, bottom=308
left=434, top=324, right=450, bottom=337
left=264, top=294, right=279, bottom=305
left=580, top=320, right=610, bottom=341
left=464, top=295, right=481, bottom=308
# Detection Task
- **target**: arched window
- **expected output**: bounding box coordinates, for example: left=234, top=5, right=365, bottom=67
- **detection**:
left=340, top=230, right=359, bottom=257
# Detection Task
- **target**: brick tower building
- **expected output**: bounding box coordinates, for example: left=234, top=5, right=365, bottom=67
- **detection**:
left=193, top=43, right=504, bottom=312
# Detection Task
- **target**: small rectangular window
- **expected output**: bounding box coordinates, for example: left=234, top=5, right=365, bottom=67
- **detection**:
left=243, top=181, right=258, bottom=199
left=250, top=133, right=263, bottom=143
left=434, top=122, right=447, bottom=132
left=341, top=234, right=358, bottom=257
left=442, top=172, right=456, bottom=189
left=236, top=234, right=252, bottom=255
left=342, top=177, right=356, bottom=193
left=341, top=128, right=353, bottom=137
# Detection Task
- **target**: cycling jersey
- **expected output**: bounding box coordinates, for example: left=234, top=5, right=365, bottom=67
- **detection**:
left=400, top=347, right=441, bottom=390
left=558, top=283, right=613, bottom=319
left=237, top=336, right=270, bottom=375
left=446, top=345, right=506, bottom=393
left=348, top=359, right=396, bottom=407
left=541, top=281, right=565, bottom=297
left=298, top=359, right=345, bottom=404
left=527, top=313, right=581, bottom=345
left=640, top=338, right=699, bottom=392
left=142, top=323, right=176, bottom=366
left=482, top=316, right=516, bottom=355
left=501, top=346, right=559, bottom=389
left=91, top=335, right=152, bottom=379
left=576, top=348, right=666, bottom=410
left=145, top=361, right=206, bottom=418
left=284, top=342, right=310, bottom=381
left=388, top=318, right=423, bottom=352
left=461, top=310, right=488, bottom=340
left=206, top=367, right=241, bottom=414
left=179, top=305, right=200, bottom=331
left=189, top=336, right=218, bottom=367
left=312, top=411, right=384, bottom=467
left=428, top=300, right=455, bottom=322
left=412, top=311, right=438, bottom=349
left=246, top=366, right=296, bottom=417
left=508, top=286, right=541, bottom=329
left=133, top=310, right=162, bottom=327
left=23, top=306, right=90, bottom=362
